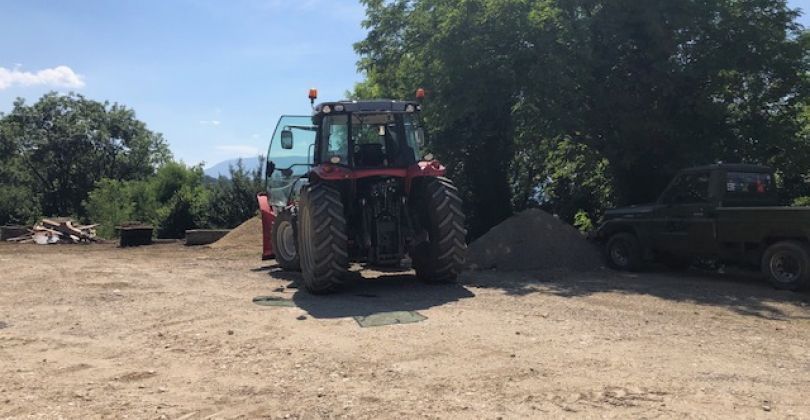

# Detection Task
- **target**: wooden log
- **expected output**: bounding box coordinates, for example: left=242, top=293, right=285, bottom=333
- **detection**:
left=41, top=218, right=62, bottom=228
left=6, top=235, right=32, bottom=242
left=32, top=226, right=63, bottom=236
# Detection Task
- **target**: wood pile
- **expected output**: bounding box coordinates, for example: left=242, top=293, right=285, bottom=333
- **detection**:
left=5, top=218, right=101, bottom=244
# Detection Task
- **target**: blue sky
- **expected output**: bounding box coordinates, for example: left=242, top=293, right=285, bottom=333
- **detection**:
left=1, top=0, right=808, bottom=168
left=0, top=0, right=366, bottom=167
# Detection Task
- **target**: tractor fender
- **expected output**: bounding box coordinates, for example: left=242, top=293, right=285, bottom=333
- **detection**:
left=257, top=192, right=276, bottom=260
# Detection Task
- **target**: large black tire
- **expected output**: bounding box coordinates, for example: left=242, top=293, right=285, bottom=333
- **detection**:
left=271, top=209, right=300, bottom=271
left=297, top=184, right=349, bottom=294
left=605, top=232, right=643, bottom=271
left=412, top=177, right=467, bottom=283
left=761, top=241, right=810, bottom=291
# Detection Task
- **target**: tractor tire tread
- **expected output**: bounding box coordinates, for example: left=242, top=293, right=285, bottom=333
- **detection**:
left=413, top=177, right=467, bottom=283
left=299, top=184, right=349, bottom=294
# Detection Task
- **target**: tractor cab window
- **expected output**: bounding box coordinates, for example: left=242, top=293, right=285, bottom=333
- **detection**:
left=266, top=115, right=316, bottom=206
left=321, top=115, right=350, bottom=164
left=320, top=113, right=423, bottom=168
left=660, top=172, right=710, bottom=205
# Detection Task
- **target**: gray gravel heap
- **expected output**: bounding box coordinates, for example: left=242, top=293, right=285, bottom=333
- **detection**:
left=466, top=208, right=602, bottom=271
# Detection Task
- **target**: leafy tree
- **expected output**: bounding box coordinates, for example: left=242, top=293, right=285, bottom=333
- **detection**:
left=0, top=92, right=171, bottom=222
left=354, top=0, right=809, bottom=235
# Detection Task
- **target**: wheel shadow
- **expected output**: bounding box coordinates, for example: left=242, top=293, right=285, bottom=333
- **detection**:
left=288, top=271, right=475, bottom=319
left=463, top=266, right=810, bottom=321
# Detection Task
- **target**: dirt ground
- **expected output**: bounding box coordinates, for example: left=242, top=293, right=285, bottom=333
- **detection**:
left=1, top=243, right=809, bottom=419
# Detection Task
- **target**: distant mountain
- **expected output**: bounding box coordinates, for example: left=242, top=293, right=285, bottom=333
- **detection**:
left=204, top=156, right=308, bottom=179
left=204, top=158, right=263, bottom=179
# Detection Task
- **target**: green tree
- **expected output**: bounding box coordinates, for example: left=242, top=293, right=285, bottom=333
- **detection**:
left=0, top=92, right=171, bottom=222
left=354, top=0, right=809, bottom=234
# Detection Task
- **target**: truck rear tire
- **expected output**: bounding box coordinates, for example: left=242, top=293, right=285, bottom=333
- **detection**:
left=605, top=232, right=643, bottom=272
left=412, top=177, right=467, bottom=283
left=298, top=184, right=349, bottom=294
left=762, top=241, right=810, bottom=291
left=271, top=209, right=300, bottom=271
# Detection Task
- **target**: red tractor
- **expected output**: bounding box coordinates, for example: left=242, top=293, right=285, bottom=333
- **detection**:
left=256, top=89, right=466, bottom=293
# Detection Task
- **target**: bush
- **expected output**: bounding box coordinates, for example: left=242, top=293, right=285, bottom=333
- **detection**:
left=85, top=179, right=138, bottom=238
left=155, top=185, right=209, bottom=238
left=205, top=158, right=264, bottom=228
left=573, top=209, right=594, bottom=233
left=86, top=162, right=208, bottom=238
left=792, top=196, right=810, bottom=207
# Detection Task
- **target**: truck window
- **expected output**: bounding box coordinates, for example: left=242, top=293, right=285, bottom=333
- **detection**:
left=726, top=172, right=772, bottom=194
left=661, top=172, right=710, bottom=204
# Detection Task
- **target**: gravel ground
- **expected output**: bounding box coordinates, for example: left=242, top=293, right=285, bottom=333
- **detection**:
left=1, top=242, right=809, bottom=419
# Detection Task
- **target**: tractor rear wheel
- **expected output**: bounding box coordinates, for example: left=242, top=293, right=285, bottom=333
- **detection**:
left=412, top=177, right=467, bottom=283
left=271, top=209, right=300, bottom=271
left=297, top=183, right=349, bottom=294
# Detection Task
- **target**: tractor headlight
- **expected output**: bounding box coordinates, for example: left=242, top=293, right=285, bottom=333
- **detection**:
left=405, top=104, right=415, bottom=113
left=334, top=104, right=344, bottom=112
left=322, top=105, right=332, bottom=114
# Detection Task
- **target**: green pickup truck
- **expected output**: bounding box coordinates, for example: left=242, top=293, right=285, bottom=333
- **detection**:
left=594, top=164, right=810, bottom=290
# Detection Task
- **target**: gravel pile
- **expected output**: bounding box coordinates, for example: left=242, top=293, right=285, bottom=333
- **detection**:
left=466, top=209, right=602, bottom=271
left=209, top=216, right=262, bottom=250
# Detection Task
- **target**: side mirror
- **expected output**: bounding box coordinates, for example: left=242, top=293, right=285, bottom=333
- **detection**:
left=281, top=130, right=293, bottom=149
left=265, top=160, right=275, bottom=177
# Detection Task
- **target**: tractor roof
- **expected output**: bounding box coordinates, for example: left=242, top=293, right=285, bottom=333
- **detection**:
left=313, top=100, right=421, bottom=115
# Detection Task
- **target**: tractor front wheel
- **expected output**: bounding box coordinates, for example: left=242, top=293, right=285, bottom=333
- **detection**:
left=271, top=209, right=300, bottom=271
left=412, top=177, right=467, bottom=283
left=298, top=184, right=349, bottom=294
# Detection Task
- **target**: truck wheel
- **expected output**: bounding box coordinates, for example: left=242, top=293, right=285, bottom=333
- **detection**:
left=762, top=241, right=810, bottom=291
left=297, top=184, right=349, bottom=294
left=412, top=177, right=467, bottom=283
left=271, top=209, right=300, bottom=271
left=605, top=232, right=643, bottom=271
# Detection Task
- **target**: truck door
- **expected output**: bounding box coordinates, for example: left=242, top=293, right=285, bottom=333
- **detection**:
left=654, top=171, right=716, bottom=255
left=264, top=115, right=317, bottom=208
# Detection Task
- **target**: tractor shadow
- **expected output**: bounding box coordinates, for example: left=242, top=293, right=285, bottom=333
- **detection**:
left=463, top=266, right=810, bottom=321
left=288, top=270, right=475, bottom=319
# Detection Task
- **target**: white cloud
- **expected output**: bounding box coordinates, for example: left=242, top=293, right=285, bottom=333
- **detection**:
left=199, top=120, right=221, bottom=126
left=0, top=65, right=85, bottom=90
left=216, top=145, right=260, bottom=157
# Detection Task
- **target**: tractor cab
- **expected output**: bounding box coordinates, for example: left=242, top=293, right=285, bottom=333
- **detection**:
left=309, top=100, right=426, bottom=169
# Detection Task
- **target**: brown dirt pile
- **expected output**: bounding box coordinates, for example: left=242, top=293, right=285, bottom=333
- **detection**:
left=209, top=216, right=262, bottom=250
left=466, top=208, right=602, bottom=271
